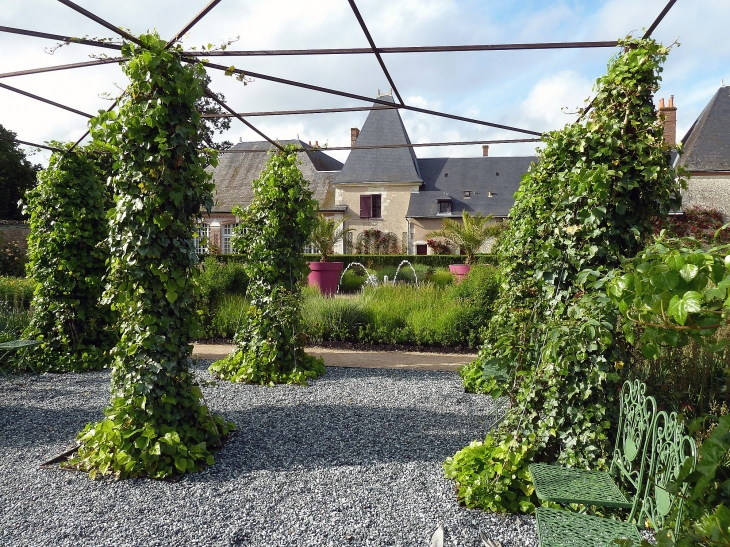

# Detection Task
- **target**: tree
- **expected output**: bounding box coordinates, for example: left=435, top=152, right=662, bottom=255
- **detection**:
left=426, top=211, right=502, bottom=264
left=210, top=146, right=325, bottom=385
left=308, top=214, right=352, bottom=262
left=444, top=37, right=685, bottom=513
left=68, top=33, right=233, bottom=479
left=0, top=125, right=40, bottom=220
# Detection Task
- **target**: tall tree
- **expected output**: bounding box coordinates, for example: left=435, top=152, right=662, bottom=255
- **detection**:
left=0, top=125, right=40, bottom=220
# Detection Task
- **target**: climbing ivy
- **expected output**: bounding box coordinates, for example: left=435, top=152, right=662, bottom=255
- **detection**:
left=67, top=33, right=233, bottom=479
left=445, top=37, right=686, bottom=512
left=210, top=147, right=324, bottom=385
left=23, top=144, right=116, bottom=372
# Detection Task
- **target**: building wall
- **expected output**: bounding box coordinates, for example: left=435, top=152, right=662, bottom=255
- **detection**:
left=0, top=222, right=30, bottom=251
left=334, top=183, right=419, bottom=252
left=682, top=174, right=730, bottom=220
left=409, top=217, right=502, bottom=254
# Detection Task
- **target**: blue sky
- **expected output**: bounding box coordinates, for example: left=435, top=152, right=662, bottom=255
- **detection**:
left=0, top=0, right=728, bottom=165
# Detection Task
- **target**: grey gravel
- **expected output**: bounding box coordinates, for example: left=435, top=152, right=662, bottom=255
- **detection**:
left=0, top=362, right=537, bottom=547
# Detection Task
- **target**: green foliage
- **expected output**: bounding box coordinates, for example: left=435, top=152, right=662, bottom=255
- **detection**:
left=196, top=256, right=248, bottom=337
left=22, top=146, right=116, bottom=372
left=301, top=279, right=498, bottom=348
left=308, top=214, right=352, bottom=262
left=206, top=294, right=248, bottom=340
left=426, top=211, right=502, bottom=265
left=0, top=124, right=40, bottom=221
left=450, top=37, right=685, bottom=512
left=209, top=146, right=324, bottom=385
left=67, top=33, right=233, bottom=480
left=214, top=253, right=496, bottom=269
left=339, top=269, right=367, bottom=293
left=355, top=229, right=400, bottom=254
left=608, top=236, right=730, bottom=360
left=0, top=276, right=35, bottom=308
left=429, top=268, right=455, bottom=288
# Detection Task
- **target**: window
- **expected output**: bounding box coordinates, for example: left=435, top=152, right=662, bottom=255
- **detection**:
left=438, top=199, right=452, bottom=214
left=359, top=194, right=382, bottom=219
left=194, top=224, right=209, bottom=255
left=416, top=243, right=427, bottom=255
left=222, top=223, right=239, bottom=254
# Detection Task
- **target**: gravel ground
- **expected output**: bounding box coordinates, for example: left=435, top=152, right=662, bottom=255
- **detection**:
left=0, top=362, right=537, bottom=547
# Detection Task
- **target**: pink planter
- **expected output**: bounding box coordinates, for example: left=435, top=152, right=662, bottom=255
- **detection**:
left=449, top=264, right=471, bottom=283
left=308, top=262, right=344, bottom=296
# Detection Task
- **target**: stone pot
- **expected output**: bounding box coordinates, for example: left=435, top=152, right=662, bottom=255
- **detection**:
left=308, top=262, right=344, bottom=296
left=449, top=263, right=471, bottom=283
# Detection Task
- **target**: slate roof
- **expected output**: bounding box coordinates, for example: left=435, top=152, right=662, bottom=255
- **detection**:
left=407, top=156, right=536, bottom=219
left=209, top=140, right=343, bottom=213
left=335, top=96, right=423, bottom=184
left=678, top=86, right=730, bottom=171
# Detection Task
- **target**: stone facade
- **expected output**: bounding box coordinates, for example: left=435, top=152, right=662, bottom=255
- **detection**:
left=681, top=174, right=730, bottom=220
left=0, top=222, right=30, bottom=251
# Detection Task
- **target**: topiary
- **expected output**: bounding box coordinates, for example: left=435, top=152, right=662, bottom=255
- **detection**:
left=445, top=36, right=687, bottom=512
left=209, top=146, right=324, bottom=385
left=22, top=144, right=116, bottom=372
left=67, top=33, right=233, bottom=479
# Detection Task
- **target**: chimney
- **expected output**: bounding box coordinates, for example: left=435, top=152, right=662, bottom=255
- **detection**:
left=315, top=141, right=319, bottom=147
left=482, top=145, right=489, bottom=157
left=351, top=128, right=360, bottom=148
left=658, top=95, right=677, bottom=145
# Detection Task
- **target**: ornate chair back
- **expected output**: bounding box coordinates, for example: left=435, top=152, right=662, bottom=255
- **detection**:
left=609, top=379, right=658, bottom=519
left=638, top=410, right=697, bottom=536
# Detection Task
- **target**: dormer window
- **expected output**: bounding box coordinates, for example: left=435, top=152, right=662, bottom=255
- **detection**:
left=438, top=198, right=452, bottom=214
left=463, top=190, right=471, bottom=198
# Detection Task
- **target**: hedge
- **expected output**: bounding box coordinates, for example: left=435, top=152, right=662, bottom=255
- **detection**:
left=209, top=253, right=496, bottom=269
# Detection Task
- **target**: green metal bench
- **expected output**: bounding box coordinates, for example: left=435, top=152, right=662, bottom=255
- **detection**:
left=535, top=410, right=697, bottom=546
left=529, top=379, right=657, bottom=518
left=0, top=339, right=42, bottom=377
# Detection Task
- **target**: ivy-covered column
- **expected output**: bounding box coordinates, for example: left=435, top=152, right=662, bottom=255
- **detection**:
left=70, top=33, right=233, bottom=479
left=23, top=145, right=115, bottom=372
left=444, top=37, right=686, bottom=512
left=210, top=147, right=324, bottom=385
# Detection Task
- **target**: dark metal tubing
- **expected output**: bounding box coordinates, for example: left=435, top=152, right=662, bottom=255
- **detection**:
left=220, top=137, right=542, bottom=153
left=0, top=58, right=124, bottom=80
left=56, top=0, right=145, bottom=47
left=181, top=41, right=619, bottom=57
left=192, top=59, right=543, bottom=136
left=203, top=88, right=285, bottom=152
left=643, top=0, right=677, bottom=38
left=0, top=26, right=121, bottom=50
left=165, top=0, right=223, bottom=49
left=0, top=82, right=93, bottom=118
left=202, top=105, right=395, bottom=118
left=579, top=0, right=677, bottom=122
left=347, top=0, right=403, bottom=104
left=0, top=135, right=66, bottom=153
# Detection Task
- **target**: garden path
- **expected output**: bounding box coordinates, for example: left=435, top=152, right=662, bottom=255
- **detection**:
left=192, top=343, right=476, bottom=371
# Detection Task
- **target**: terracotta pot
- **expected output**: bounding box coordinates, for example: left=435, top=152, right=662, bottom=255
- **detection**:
left=308, top=262, right=344, bottom=296
left=449, top=263, right=471, bottom=283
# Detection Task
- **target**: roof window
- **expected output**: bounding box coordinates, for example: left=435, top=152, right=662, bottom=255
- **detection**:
left=437, top=198, right=452, bottom=214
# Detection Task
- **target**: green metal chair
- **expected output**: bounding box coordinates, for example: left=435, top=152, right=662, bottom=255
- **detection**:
left=0, top=339, right=41, bottom=377
left=535, top=410, right=697, bottom=546
left=529, top=379, right=657, bottom=518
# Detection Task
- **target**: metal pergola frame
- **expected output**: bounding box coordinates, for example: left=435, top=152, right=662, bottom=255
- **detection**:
left=0, top=0, right=677, bottom=155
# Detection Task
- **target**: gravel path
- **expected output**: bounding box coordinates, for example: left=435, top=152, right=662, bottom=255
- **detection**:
left=0, top=363, right=537, bottom=547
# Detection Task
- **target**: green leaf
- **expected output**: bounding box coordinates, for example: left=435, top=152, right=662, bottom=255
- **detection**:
left=679, top=263, right=699, bottom=282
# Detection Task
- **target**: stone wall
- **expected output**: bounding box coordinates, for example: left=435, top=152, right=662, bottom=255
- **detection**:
left=0, top=222, right=30, bottom=250
left=682, top=174, right=730, bottom=220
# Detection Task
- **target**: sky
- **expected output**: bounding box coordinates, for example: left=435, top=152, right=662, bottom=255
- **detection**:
left=1, top=0, right=728, bottom=166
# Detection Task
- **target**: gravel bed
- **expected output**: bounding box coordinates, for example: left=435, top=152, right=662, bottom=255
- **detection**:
left=0, top=362, right=536, bottom=547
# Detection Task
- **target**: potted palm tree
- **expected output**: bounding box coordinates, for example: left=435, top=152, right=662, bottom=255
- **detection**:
left=307, top=214, right=352, bottom=295
left=426, top=211, right=501, bottom=281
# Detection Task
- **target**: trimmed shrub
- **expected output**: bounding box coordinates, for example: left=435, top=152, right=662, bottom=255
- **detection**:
left=212, top=253, right=496, bottom=270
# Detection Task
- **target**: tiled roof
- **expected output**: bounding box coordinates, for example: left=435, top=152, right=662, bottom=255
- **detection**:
left=335, top=96, right=423, bottom=184
left=208, top=140, right=343, bottom=213
left=407, top=156, right=536, bottom=218
left=679, top=86, right=730, bottom=171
